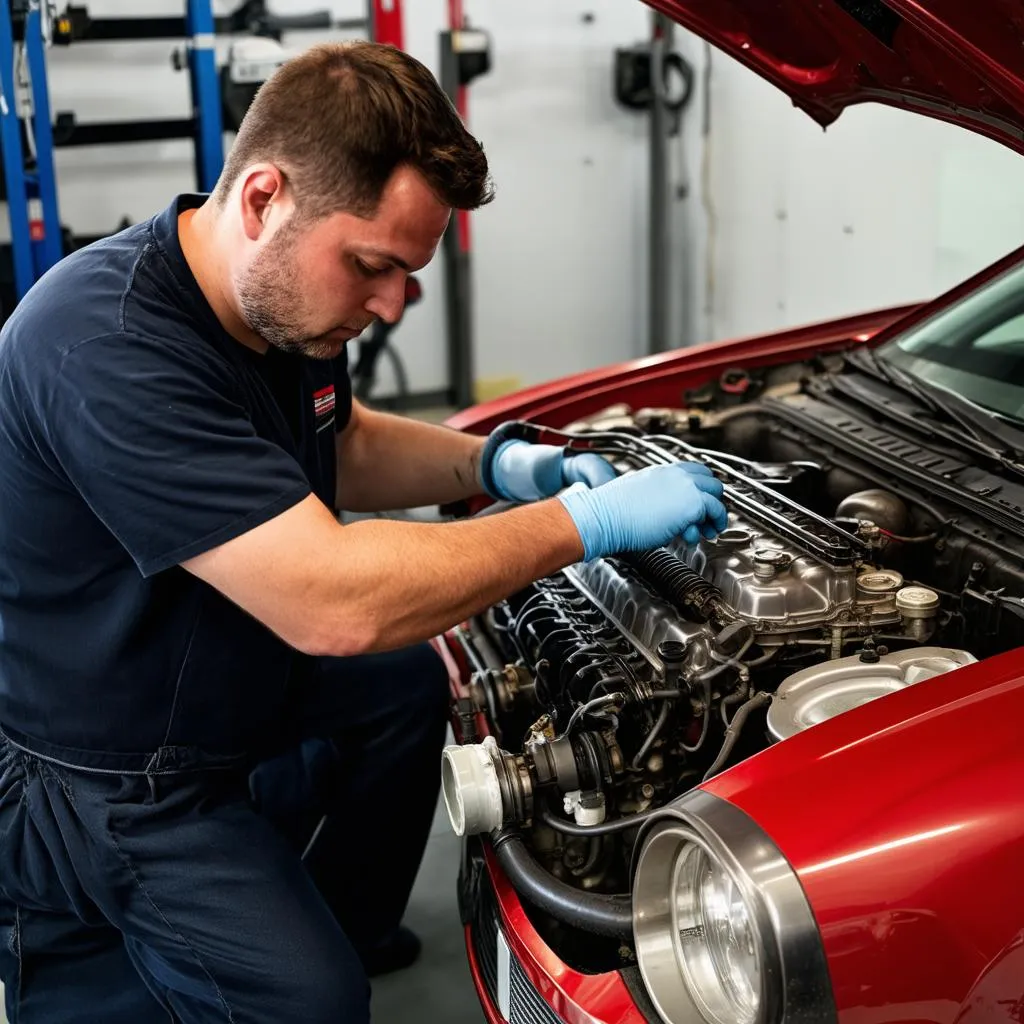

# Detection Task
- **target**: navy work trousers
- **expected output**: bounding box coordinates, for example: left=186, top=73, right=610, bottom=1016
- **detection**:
left=0, top=643, right=450, bottom=1023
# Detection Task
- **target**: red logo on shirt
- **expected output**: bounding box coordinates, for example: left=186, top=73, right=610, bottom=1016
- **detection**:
left=313, top=385, right=336, bottom=433
left=313, top=386, right=336, bottom=418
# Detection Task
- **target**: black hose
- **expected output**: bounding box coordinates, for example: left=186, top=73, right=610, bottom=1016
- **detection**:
left=539, top=805, right=663, bottom=838
left=630, top=699, right=671, bottom=770
left=572, top=835, right=605, bottom=878
left=491, top=831, right=633, bottom=938
left=619, top=548, right=725, bottom=622
left=703, top=691, right=772, bottom=781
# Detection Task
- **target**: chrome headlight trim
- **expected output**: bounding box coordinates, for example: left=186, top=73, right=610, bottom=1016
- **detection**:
left=632, top=789, right=837, bottom=1024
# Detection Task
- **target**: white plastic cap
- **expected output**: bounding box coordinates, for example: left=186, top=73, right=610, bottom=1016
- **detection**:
left=441, top=738, right=505, bottom=837
left=896, top=586, right=940, bottom=619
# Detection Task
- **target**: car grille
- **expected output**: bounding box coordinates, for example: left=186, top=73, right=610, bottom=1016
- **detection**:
left=472, top=874, right=500, bottom=1002
left=507, top=956, right=563, bottom=1024
left=469, top=871, right=563, bottom=1024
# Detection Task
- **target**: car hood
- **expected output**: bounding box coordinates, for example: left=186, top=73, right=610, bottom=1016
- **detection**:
left=646, top=0, right=1024, bottom=153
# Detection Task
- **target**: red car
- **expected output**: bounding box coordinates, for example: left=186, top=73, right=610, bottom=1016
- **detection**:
left=436, top=3, right=1024, bottom=1023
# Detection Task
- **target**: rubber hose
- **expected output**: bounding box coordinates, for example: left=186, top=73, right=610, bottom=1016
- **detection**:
left=539, top=805, right=664, bottom=838
left=491, top=831, right=634, bottom=938
left=703, top=691, right=772, bottom=781
left=620, top=548, right=724, bottom=622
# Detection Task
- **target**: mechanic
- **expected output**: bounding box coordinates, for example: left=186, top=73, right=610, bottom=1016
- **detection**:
left=0, top=40, right=728, bottom=1024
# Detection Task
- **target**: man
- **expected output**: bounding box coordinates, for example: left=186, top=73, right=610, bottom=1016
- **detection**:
left=0, top=41, right=727, bottom=1023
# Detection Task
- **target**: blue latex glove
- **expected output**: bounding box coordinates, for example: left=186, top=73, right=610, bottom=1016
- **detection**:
left=557, top=462, right=728, bottom=561
left=483, top=438, right=617, bottom=502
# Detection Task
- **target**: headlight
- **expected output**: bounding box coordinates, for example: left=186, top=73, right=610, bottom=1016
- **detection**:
left=675, top=839, right=760, bottom=1023
left=633, top=791, right=836, bottom=1024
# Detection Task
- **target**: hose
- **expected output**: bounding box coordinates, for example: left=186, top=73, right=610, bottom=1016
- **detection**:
left=619, top=548, right=725, bottom=622
left=558, top=693, right=623, bottom=739
left=630, top=698, right=671, bottom=770
left=721, top=684, right=750, bottom=726
left=491, top=830, right=633, bottom=938
left=681, top=671, right=713, bottom=755
left=702, top=691, right=772, bottom=781
left=572, top=835, right=605, bottom=879
left=539, top=805, right=664, bottom=838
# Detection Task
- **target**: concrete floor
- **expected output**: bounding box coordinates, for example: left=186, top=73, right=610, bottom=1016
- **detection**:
left=371, top=796, right=485, bottom=1023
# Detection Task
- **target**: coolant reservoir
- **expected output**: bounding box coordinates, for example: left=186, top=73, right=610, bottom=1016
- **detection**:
left=767, top=646, right=976, bottom=742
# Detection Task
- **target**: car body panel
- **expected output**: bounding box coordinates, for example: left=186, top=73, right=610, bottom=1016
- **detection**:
left=704, top=647, right=1024, bottom=1021
left=644, top=1, right=1024, bottom=154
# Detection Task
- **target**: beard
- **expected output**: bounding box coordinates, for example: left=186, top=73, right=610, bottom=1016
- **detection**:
left=236, top=221, right=370, bottom=360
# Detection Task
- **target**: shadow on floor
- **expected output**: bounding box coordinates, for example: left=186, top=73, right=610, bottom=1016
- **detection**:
left=370, top=798, right=485, bottom=1022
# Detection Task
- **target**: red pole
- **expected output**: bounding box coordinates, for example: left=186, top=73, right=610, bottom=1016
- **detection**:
left=371, top=0, right=404, bottom=50
left=448, top=0, right=471, bottom=254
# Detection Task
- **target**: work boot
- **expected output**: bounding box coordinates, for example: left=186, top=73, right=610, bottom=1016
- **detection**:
left=362, top=926, right=422, bottom=977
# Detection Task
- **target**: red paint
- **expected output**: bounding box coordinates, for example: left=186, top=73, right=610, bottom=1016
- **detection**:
left=465, top=924, right=507, bottom=1024
left=703, top=647, right=1024, bottom=1022
left=483, top=843, right=649, bottom=1024
left=370, top=0, right=403, bottom=50
left=643, top=1, right=1024, bottom=154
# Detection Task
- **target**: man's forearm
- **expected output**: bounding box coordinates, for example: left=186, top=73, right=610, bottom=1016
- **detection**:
left=182, top=491, right=585, bottom=659
left=321, top=500, right=584, bottom=654
left=337, top=403, right=486, bottom=512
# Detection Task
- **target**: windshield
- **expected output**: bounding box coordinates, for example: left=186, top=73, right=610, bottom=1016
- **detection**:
left=879, top=259, right=1024, bottom=423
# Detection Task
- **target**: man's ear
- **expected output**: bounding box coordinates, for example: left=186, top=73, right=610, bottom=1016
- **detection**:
left=238, top=165, right=288, bottom=242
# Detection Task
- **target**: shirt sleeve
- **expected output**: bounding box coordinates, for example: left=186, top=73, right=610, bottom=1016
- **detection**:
left=41, top=333, right=312, bottom=577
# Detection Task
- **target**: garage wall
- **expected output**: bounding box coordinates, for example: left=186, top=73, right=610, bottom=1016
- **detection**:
left=462, top=0, right=650, bottom=390
left=673, top=33, right=1024, bottom=348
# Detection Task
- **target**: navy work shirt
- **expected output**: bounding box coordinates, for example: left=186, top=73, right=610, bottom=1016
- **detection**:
left=0, top=195, right=352, bottom=758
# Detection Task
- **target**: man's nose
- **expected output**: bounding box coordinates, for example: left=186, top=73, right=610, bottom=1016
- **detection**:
left=365, top=278, right=407, bottom=325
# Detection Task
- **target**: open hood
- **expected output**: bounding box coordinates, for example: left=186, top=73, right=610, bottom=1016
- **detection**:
left=645, top=1, right=1024, bottom=153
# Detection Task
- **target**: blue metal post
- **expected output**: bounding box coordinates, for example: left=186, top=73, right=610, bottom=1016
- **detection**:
left=184, top=0, right=223, bottom=191
left=0, top=0, right=34, bottom=299
left=24, top=2, right=63, bottom=277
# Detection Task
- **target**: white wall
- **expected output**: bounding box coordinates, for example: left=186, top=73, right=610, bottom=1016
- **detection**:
left=463, top=0, right=650, bottom=387
left=675, top=35, right=1024, bottom=347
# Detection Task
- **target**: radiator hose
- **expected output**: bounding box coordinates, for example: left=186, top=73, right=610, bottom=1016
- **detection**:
left=620, top=547, right=726, bottom=622
left=491, top=830, right=634, bottom=939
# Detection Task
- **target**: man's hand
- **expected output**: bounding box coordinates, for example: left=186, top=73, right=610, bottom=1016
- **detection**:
left=481, top=438, right=616, bottom=503
left=557, top=462, right=728, bottom=560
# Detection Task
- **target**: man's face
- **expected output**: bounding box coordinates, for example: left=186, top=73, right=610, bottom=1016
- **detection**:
left=236, top=165, right=451, bottom=360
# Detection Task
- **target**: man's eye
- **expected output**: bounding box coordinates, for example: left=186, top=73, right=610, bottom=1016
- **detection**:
left=354, top=258, right=387, bottom=278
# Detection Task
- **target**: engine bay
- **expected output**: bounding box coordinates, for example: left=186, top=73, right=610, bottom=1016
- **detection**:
left=443, top=355, right=1024, bottom=972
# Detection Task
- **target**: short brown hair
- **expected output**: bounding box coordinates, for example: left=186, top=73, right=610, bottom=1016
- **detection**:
left=214, top=41, right=493, bottom=219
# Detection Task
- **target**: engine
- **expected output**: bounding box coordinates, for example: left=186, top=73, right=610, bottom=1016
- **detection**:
left=442, top=379, right=1024, bottom=966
